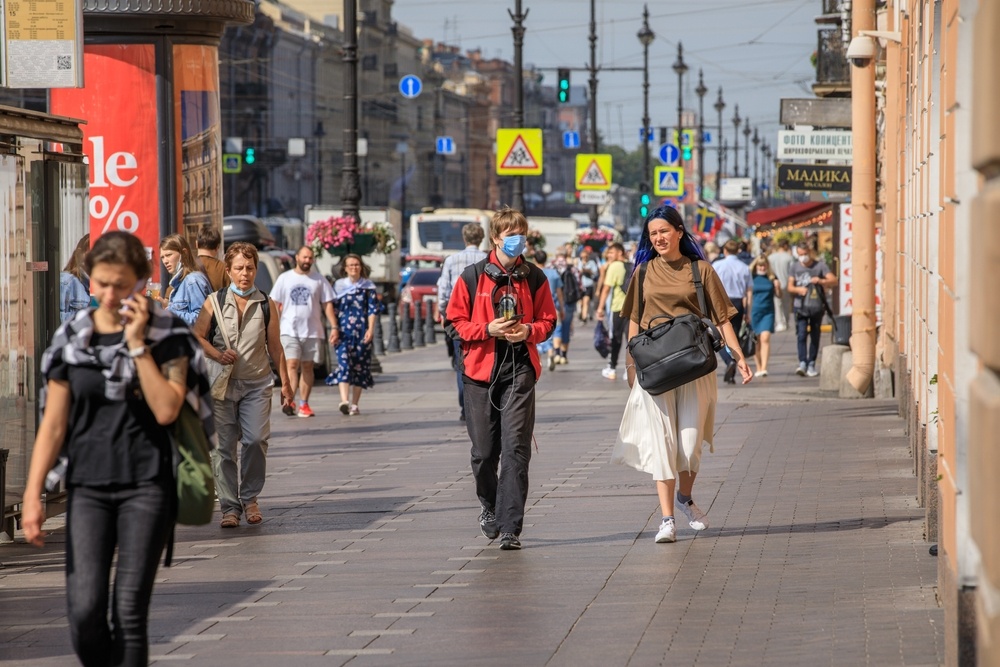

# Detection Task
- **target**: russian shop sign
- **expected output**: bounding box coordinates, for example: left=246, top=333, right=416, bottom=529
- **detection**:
left=776, top=130, right=853, bottom=162
left=777, top=163, right=852, bottom=192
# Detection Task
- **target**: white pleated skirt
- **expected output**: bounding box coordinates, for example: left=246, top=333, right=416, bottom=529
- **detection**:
left=611, top=374, right=717, bottom=481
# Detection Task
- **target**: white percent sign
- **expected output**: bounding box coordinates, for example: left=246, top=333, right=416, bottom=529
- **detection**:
left=90, top=194, right=139, bottom=233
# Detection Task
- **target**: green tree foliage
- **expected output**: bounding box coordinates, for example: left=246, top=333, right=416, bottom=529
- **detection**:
left=606, top=145, right=645, bottom=191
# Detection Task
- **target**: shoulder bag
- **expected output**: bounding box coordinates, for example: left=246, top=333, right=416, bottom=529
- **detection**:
left=205, top=292, right=234, bottom=401
left=626, top=259, right=723, bottom=395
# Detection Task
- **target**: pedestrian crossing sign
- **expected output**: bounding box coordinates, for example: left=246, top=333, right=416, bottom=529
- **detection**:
left=496, top=128, right=543, bottom=175
left=575, top=154, right=613, bottom=190
left=654, top=166, right=684, bottom=197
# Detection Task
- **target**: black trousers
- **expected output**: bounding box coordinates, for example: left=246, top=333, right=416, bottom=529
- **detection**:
left=720, top=297, right=745, bottom=365
left=463, top=369, right=536, bottom=535
left=608, top=312, right=627, bottom=369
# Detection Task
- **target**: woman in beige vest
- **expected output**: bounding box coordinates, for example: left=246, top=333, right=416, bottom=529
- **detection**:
left=192, top=242, right=293, bottom=527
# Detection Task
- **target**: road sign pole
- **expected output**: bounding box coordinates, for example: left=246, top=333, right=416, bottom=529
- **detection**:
left=510, top=0, right=527, bottom=212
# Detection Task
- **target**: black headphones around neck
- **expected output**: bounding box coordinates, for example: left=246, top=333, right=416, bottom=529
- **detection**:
left=484, top=259, right=530, bottom=282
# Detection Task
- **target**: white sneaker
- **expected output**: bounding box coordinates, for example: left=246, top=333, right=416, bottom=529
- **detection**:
left=676, top=499, right=709, bottom=530
left=796, top=362, right=807, bottom=377
left=601, top=367, right=617, bottom=380
left=806, top=362, right=819, bottom=378
left=754, top=370, right=768, bottom=378
left=655, top=517, right=676, bottom=543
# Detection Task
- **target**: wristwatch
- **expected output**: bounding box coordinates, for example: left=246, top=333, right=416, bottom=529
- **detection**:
left=128, top=345, right=149, bottom=358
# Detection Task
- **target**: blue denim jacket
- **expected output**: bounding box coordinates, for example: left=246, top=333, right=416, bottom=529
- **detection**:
left=59, top=272, right=90, bottom=322
left=168, top=270, right=212, bottom=326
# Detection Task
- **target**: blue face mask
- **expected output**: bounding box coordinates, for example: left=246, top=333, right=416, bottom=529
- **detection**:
left=229, top=283, right=257, bottom=298
left=501, top=234, right=527, bottom=258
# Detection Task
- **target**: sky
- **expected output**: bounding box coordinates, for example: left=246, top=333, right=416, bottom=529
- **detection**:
left=392, top=0, right=821, bottom=155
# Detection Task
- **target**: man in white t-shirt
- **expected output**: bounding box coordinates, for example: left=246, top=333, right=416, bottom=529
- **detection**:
left=270, top=246, right=339, bottom=417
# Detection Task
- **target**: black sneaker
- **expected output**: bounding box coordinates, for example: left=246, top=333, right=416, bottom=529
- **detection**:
left=479, top=508, right=499, bottom=540
left=499, top=533, right=521, bottom=550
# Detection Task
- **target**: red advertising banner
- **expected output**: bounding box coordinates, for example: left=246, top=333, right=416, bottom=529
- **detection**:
left=50, top=44, right=161, bottom=273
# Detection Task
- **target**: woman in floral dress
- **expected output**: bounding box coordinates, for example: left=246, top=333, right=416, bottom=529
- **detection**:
left=331, top=254, right=379, bottom=415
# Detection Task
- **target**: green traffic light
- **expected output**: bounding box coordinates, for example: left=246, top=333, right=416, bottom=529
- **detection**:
left=640, top=193, right=651, bottom=205
left=245, top=148, right=256, bottom=165
left=640, top=206, right=649, bottom=217
left=682, top=147, right=692, bottom=161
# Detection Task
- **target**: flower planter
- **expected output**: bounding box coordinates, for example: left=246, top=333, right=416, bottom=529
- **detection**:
left=329, top=232, right=376, bottom=257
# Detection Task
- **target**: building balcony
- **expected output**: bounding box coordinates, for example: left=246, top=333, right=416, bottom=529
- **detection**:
left=812, top=28, right=851, bottom=97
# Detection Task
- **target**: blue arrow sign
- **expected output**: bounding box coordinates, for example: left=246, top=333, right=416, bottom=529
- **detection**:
left=399, top=74, right=422, bottom=99
left=563, top=131, right=580, bottom=149
left=639, top=127, right=654, bottom=143
left=702, top=131, right=713, bottom=145
left=436, top=136, right=455, bottom=155
left=658, top=143, right=680, bottom=165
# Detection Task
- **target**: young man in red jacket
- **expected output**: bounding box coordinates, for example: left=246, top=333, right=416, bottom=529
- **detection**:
left=445, top=207, right=558, bottom=550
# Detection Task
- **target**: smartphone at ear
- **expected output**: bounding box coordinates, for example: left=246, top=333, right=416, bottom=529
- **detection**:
left=120, top=279, right=148, bottom=324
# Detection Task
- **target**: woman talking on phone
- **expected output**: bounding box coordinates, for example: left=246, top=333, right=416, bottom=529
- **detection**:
left=21, top=231, right=212, bottom=666
left=614, top=206, right=752, bottom=544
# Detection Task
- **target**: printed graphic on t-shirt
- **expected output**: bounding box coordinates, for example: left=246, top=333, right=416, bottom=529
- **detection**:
left=290, top=285, right=313, bottom=306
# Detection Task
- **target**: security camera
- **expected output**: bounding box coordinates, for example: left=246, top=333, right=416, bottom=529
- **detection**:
left=846, top=35, right=875, bottom=67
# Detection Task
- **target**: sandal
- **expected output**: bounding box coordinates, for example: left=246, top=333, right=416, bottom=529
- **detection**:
left=244, top=502, right=263, bottom=525
left=339, top=401, right=350, bottom=415
left=220, top=513, right=240, bottom=528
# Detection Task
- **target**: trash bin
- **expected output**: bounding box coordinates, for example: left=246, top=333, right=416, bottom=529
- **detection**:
left=832, top=315, right=851, bottom=346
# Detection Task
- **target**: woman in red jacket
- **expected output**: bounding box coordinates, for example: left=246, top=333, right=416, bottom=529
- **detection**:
left=445, top=207, right=558, bottom=550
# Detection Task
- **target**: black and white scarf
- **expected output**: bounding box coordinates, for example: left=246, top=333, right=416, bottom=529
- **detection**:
left=40, top=304, right=217, bottom=489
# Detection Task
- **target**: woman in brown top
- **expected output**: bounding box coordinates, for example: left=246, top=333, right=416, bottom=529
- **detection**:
left=615, top=206, right=752, bottom=544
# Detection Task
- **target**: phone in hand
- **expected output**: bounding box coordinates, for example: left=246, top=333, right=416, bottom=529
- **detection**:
left=505, top=313, right=525, bottom=322
left=119, top=279, right=148, bottom=325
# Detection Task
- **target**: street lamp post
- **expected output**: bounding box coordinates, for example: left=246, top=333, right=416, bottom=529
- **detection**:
left=713, top=87, right=725, bottom=189
left=752, top=127, right=760, bottom=199
left=637, top=5, right=654, bottom=193
left=339, top=0, right=361, bottom=222
left=672, top=43, right=687, bottom=171
left=695, top=69, right=707, bottom=200
left=731, top=104, right=741, bottom=178
left=743, top=118, right=751, bottom=178
left=587, top=0, right=599, bottom=227
left=761, top=142, right=772, bottom=205
left=509, top=0, right=528, bottom=212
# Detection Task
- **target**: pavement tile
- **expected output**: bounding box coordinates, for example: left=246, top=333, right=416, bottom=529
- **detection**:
left=0, top=328, right=943, bottom=665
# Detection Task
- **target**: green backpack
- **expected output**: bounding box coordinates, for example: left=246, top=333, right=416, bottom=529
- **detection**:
left=171, top=401, right=215, bottom=526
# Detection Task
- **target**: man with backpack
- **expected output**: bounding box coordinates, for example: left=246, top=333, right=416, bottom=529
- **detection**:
left=553, top=248, right=580, bottom=365
left=788, top=242, right=837, bottom=377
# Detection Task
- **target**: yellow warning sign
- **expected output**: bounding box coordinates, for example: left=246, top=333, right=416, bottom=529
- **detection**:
left=575, top=153, right=613, bottom=191
left=496, top=128, right=543, bottom=175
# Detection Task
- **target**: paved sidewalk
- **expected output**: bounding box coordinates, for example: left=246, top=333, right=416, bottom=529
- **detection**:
left=0, top=325, right=943, bottom=666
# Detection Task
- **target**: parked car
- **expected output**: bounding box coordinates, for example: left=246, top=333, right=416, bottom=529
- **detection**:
left=400, top=254, right=445, bottom=287
left=399, top=268, right=440, bottom=320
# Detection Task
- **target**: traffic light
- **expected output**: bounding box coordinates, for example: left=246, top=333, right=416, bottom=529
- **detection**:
left=244, top=146, right=256, bottom=165
left=682, top=145, right=693, bottom=161
left=639, top=184, right=651, bottom=219
left=557, top=68, right=570, bottom=103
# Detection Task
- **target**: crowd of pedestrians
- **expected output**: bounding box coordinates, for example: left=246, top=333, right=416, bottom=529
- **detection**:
left=30, top=208, right=840, bottom=664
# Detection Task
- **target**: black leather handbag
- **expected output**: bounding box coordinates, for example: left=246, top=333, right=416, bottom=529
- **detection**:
left=739, top=320, right=757, bottom=358
left=627, top=260, right=723, bottom=395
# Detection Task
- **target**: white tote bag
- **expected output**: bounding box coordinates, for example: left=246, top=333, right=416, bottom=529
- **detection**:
left=611, top=380, right=673, bottom=479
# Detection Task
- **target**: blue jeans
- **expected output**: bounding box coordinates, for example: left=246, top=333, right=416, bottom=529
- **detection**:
left=557, top=303, right=576, bottom=349
left=66, top=481, right=171, bottom=667
left=796, top=312, right=824, bottom=364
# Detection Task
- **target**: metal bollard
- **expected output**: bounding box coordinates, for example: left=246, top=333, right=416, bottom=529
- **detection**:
left=386, top=302, right=401, bottom=353
left=400, top=302, right=413, bottom=350
left=373, top=310, right=386, bottom=356
left=424, top=297, right=437, bottom=345
left=413, top=300, right=426, bottom=347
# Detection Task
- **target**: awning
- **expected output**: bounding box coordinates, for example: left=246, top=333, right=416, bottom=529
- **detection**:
left=747, top=202, right=832, bottom=228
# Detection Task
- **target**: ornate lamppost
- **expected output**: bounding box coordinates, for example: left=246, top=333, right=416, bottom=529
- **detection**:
left=731, top=104, right=741, bottom=178
left=743, top=118, right=751, bottom=178
left=672, top=43, right=688, bottom=170
left=752, top=127, right=760, bottom=199
left=713, top=87, right=725, bottom=188
left=695, top=70, right=708, bottom=200
left=637, top=5, right=655, bottom=192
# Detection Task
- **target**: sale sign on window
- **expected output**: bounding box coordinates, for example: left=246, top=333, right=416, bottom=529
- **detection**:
left=51, top=44, right=161, bottom=272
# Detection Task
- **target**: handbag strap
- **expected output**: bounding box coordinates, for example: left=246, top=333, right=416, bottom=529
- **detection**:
left=636, top=258, right=708, bottom=332
left=210, top=293, right=233, bottom=351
